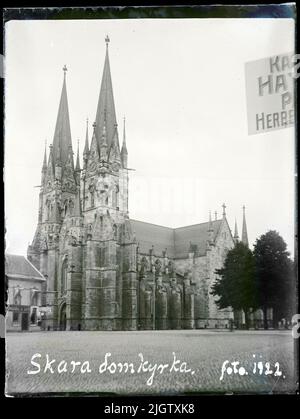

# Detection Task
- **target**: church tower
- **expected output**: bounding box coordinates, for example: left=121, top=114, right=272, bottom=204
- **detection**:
left=28, top=65, right=84, bottom=330
left=81, top=36, right=137, bottom=331
left=241, top=205, right=249, bottom=247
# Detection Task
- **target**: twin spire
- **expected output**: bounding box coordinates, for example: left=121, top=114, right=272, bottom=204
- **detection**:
left=44, top=36, right=127, bottom=179
left=232, top=206, right=249, bottom=246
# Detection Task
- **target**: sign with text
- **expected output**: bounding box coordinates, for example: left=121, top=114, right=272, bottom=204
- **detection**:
left=245, top=53, right=295, bottom=135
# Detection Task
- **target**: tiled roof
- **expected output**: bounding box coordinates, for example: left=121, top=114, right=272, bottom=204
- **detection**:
left=5, top=254, right=45, bottom=281
left=174, top=220, right=222, bottom=258
left=130, top=220, right=175, bottom=257
left=130, top=219, right=223, bottom=259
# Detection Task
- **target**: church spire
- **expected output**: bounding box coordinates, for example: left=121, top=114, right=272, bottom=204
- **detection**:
left=233, top=218, right=239, bottom=244
left=121, top=116, right=128, bottom=168
left=241, top=205, right=249, bottom=247
left=52, top=65, right=73, bottom=167
left=95, top=36, right=117, bottom=151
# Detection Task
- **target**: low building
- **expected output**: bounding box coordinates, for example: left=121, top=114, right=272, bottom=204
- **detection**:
left=5, top=254, right=45, bottom=331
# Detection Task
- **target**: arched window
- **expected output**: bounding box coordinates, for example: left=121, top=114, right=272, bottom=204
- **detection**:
left=61, top=258, right=68, bottom=293
left=112, top=185, right=119, bottom=209
left=91, top=190, right=95, bottom=207
left=45, top=199, right=50, bottom=221
left=64, top=200, right=68, bottom=216
left=116, top=185, right=119, bottom=208
left=69, top=199, right=74, bottom=215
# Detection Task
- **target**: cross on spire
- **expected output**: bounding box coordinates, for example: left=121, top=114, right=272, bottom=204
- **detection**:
left=105, top=35, right=110, bottom=47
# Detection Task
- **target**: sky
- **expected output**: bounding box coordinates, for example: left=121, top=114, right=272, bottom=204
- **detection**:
left=4, top=18, right=295, bottom=257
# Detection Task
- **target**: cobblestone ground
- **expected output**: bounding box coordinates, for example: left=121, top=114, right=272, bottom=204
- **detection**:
left=5, top=330, right=296, bottom=395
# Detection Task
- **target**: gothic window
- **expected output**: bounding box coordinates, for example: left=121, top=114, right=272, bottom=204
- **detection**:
left=112, top=188, right=116, bottom=207
left=112, top=185, right=119, bottom=209
left=69, top=199, right=74, bottom=215
left=64, top=200, right=68, bottom=216
left=91, top=190, right=95, bottom=207
left=96, top=247, right=106, bottom=267
left=113, top=224, right=117, bottom=240
left=45, top=199, right=50, bottom=220
left=61, top=258, right=68, bottom=293
left=105, top=195, right=109, bottom=206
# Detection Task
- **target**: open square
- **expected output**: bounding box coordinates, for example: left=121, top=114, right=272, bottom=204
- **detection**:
left=6, top=330, right=296, bottom=395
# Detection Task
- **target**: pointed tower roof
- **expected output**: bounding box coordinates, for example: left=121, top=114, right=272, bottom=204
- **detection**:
left=52, top=65, right=73, bottom=167
left=234, top=218, right=239, bottom=242
left=83, top=118, right=89, bottom=156
left=75, top=140, right=81, bottom=171
left=94, top=36, right=117, bottom=151
left=121, top=117, right=128, bottom=155
left=241, top=205, right=249, bottom=246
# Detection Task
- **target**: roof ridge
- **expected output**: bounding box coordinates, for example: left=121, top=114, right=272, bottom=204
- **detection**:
left=174, top=219, right=222, bottom=230
left=130, top=219, right=174, bottom=230
left=130, top=218, right=222, bottom=231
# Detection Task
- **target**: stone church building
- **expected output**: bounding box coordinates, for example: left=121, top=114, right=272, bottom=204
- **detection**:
left=27, top=37, right=249, bottom=331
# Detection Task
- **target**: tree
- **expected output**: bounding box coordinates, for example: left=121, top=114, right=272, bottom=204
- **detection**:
left=211, top=242, right=257, bottom=328
left=253, top=230, right=295, bottom=328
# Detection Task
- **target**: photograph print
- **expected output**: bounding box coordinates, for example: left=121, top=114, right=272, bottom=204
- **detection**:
left=4, top=6, right=298, bottom=396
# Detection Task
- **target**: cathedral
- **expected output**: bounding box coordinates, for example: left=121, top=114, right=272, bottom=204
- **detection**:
left=27, top=37, right=249, bottom=331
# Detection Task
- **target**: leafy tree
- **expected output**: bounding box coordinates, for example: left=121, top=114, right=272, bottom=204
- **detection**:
left=253, top=230, right=295, bottom=328
left=211, top=242, right=257, bottom=328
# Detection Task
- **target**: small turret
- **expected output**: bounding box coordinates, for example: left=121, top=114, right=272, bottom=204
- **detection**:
left=75, top=140, right=81, bottom=184
left=208, top=210, right=214, bottom=245
left=121, top=117, right=128, bottom=168
left=41, top=142, right=47, bottom=184
left=109, top=123, right=122, bottom=166
left=83, top=118, right=89, bottom=168
left=233, top=218, right=239, bottom=244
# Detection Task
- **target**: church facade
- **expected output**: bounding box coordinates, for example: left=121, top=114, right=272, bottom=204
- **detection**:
left=27, top=38, right=249, bottom=331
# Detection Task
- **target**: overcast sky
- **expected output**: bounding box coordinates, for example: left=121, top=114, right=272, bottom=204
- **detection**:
left=5, top=18, right=295, bottom=257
